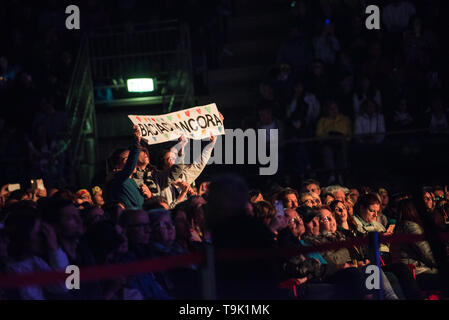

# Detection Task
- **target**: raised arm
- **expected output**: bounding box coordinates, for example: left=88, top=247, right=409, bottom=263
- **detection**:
left=180, top=136, right=216, bottom=185
left=115, top=125, right=141, bottom=182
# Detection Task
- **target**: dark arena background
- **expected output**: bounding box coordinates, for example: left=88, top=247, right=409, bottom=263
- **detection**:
left=1, top=0, right=449, bottom=307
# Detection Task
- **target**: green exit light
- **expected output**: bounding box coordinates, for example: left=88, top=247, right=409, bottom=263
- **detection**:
left=127, top=78, right=155, bottom=92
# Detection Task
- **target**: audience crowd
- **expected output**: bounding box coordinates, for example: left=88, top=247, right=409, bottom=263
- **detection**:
left=250, top=0, right=448, bottom=184
left=1, top=0, right=449, bottom=300
left=0, top=124, right=448, bottom=300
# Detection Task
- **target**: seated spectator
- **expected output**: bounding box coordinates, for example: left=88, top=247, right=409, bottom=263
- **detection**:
left=353, top=193, right=391, bottom=256
left=308, top=59, right=331, bottom=103
left=403, top=16, right=438, bottom=64
left=279, top=188, right=299, bottom=210
left=316, top=100, right=351, bottom=184
left=382, top=0, right=416, bottom=33
left=84, top=221, right=143, bottom=300
left=323, top=185, right=347, bottom=203
left=422, top=187, right=436, bottom=215
left=392, top=97, right=414, bottom=130
left=276, top=23, right=313, bottom=73
left=118, top=209, right=171, bottom=300
left=395, top=199, right=439, bottom=284
left=329, top=200, right=359, bottom=239
left=377, top=188, right=391, bottom=227
left=313, top=21, right=341, bottom=65
left=286, top=79, right=321, bottom=137
left=348, top=188, right=360, bottom=204
left=102, top=201, right=125, bottom=223
left=81, top=206, right=105, bottom=228
left=257, top=104, right=284, bottom=144
left=173, top=196, right=209, bottom=244
left=353, top=77, right=382, bottom=118
left=4, top=205, right=69, bottom=300
left=299, top=192, right=315, bottom=208
left=271, top=64, right=295, bottom=110
left=300, top=179, right=321, bottom=197
left=147, top=208, right=200, bottom=299
left=258, top=81, right=282, bottom=118
left=171, top=206, right=203, bottom=251
left=322, top=192, right=335, bottom=206
left=310, top=192, right=322, bottom=209
left=252, top=200, right=287, bottom=240
left=354, top=99, right=386, bottom=143
left=433, top=203, right=449, bottom=232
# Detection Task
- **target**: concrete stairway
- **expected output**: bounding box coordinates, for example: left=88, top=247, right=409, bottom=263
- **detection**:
left=195, top=6, right=290, bottom=129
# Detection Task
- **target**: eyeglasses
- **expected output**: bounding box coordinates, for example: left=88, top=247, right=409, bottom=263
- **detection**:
left=320, top=216, right=330, bottom=222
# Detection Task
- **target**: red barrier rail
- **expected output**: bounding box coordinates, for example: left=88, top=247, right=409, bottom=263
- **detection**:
left=0, top=232, right=447, bottom=289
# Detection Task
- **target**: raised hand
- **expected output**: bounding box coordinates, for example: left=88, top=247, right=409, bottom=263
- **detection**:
left=140, top=184, right=152, bottom=199
left=133, top=125, right=141, bottom=144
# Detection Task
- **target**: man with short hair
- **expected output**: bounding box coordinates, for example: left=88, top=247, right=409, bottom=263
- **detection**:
left=40, top=198, right=101, bottom=299
left=119, top=209, right=170, bottom=299
left=280, top=188, right=299, bottom=210
left=301, top=179, right=321, bottom=196
left=299, top=192, right=315, bottom=208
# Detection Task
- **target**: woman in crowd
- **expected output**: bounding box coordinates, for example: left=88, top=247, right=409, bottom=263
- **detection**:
left=395, top=199, right=439, bottom=291
left=252, top=200, right=287, bottom=241
left=85, top=221, right=141, bottom=299
left=147, top=209, right=201, bottom=299
left=422, top=187, right=436, bottom=215
left=353, top=193, right=424, bottom=299
left=329, top=200, right=359, bottom=239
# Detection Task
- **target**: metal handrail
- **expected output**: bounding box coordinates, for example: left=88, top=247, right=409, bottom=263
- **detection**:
left=281, top=128, right=447, bottom=146
left=94, top=19, right=179, bottom=33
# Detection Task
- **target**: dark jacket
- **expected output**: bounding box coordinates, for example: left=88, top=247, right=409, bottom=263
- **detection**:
left=396, top=220, right=438, bottom=275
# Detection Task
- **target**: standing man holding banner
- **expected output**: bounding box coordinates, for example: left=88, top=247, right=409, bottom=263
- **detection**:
left=129, top=106, right=224, bottom=208
left=133, top=135, right=191, bottom=209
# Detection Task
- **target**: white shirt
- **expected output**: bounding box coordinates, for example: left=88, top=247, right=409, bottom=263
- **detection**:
left=6, top=248, right=69, bottom=300
left=287, top=93, right=321, bottom=124
left=353, top=91, right=382, bottom=117
left=354, top=113, right=386, bottom=143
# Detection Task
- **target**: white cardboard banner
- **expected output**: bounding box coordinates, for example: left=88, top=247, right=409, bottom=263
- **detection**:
left=128, top=103, right=224, bottom=145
